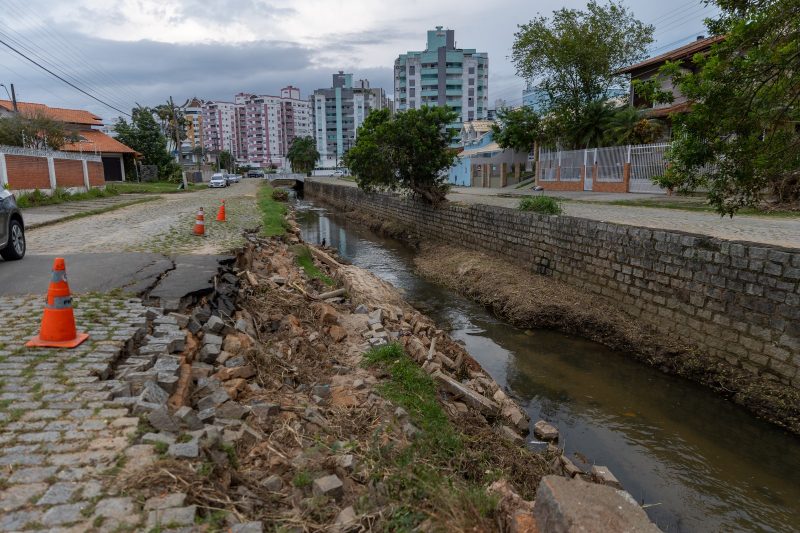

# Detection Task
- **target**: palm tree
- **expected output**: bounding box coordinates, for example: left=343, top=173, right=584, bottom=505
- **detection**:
left=608, top=107, right=664, bottom=145
left=569, top=100, right=617, bottom=149
left=286, top=136, right=320, bottom=174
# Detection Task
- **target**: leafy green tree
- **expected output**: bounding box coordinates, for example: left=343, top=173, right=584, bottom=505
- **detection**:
left=512, top=0, right=653, bottom=146
left=0, top=111, right=77, bottom=150
left=345, top=106, right=457, bottom=205
left=217, top=150, right=233, bottom=172
left=663, top=0, right=800, bottom=214
left=286, top=136, right=320, bottom=174
left=570, top=99, right=617, bottom=148
left=490, top=106, right=542, bottom=153
left=607, top=106, right=664, bottom=145
left=115, top=107, right=180, bottom=181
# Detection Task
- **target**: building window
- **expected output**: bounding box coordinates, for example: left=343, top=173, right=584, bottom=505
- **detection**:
left=409, top=79, right=415, bottom=87
left=469, top=78, right=475, bottom=86
left=410, top=88, right=416, bottom=97
left=468, top=67, right=475, bottom=74
left=409, top=66, right=415, bottom=75
left=468, top=88, right=474, bottom=96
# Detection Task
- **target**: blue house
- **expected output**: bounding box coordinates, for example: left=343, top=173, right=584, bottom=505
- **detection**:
left=448, top=120, right=530, bottom=187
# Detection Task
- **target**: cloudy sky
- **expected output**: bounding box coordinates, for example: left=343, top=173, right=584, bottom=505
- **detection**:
left=0, top=0, right=718, bottom=123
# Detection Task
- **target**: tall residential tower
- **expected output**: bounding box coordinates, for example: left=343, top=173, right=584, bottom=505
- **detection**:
left=312, top=72, right=390, bottom=167
left=394, top=27, right=488, bottom=125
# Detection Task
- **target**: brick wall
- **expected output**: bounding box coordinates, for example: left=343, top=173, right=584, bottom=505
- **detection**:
left=87, top=161, right=104, bottom=187
left=307, top=181, right=800, bottom=389
left=5, top=154, right=51, bottom=189
left=0, top=147, right=105, bottom=191
left=53, top=160, right=85, bottom=187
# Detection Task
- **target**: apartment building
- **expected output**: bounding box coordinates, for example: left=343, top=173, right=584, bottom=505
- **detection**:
left=312, top=72, right=390, bottom=167
left=201, top=100, right=237, bottom=155
left=394, top=27, right=488, bottom=127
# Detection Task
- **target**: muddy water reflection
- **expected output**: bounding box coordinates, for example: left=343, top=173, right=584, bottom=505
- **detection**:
left=296, top=201, right=800, bottom=533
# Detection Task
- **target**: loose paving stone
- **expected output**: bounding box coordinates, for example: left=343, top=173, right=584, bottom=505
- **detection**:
left=144, top=492, right=187, bottom=510
left=232, top=522, right=264, bottom=533
left=168, top=441, right=200, bottom=458
left=312, top=474, right=344, bottom=501
left=147, top=505, right=197, bottom=528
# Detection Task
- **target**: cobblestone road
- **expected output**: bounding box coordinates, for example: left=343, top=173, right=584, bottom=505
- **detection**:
left=0, top=295, right=153, bottom=531
left=26, top=180, right=264, bottom=256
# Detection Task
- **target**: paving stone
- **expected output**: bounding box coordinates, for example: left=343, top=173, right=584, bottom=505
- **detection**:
left=142, top=432, right=176, bottom=445
left=144, top=492, right=187, bottom=511
left=37, top=481, right=81, bottom=505
left=204, top=315, right=225, bottom=333
left=0, top=509, right=43, bottom=530
left=312, top=474, right=344, bottom=501
left=0, top=482, right=48, bottom=511
left=148, top=407, right=181, bottom=433
left=174, top=406, right=204, bottom=430
left=261, top=474, right=283, bottom=492
left=168, top=442, right=199, bottom=458
left=140, top=380, right=170, bottom=405
left=197, top=388, right=230, bottom=411
left=0, top=452, right=45, bottom=466
left=147, top=505, right=197, bottom=528
left=41, top=502, right=88, bottom=526
left=8, top=466, right=58, bottom=483
left=93, top=496, right=136, bottom=520
left=231, top=522, right=264, bottom=533
left=215, top=401, right=248, bottom=420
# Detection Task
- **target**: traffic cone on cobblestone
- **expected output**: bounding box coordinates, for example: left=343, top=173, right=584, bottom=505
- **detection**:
left=193, top=207, right=205, bottom=236
left=26, top=257, right=89, bottom=349
left=216, top=200, right=226, bottom=222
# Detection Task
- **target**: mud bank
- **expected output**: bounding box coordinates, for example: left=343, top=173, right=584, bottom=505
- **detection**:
left=309, top=195, right=800, bottom=436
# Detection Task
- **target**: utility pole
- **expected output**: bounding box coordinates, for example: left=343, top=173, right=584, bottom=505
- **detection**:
left=10, top=84, right=17, bottom=112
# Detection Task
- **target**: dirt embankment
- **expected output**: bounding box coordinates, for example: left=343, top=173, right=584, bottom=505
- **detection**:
left=311, top=198, right=800, bottom=436
left=414, top=242, right=800, bottom=435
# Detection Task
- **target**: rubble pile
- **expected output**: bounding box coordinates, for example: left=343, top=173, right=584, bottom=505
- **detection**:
left=109, top=217, right=628, bottom=531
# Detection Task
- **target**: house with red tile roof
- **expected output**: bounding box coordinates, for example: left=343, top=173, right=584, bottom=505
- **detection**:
left=617, top=35, right=724, bottom=121
left=0, top=99, right=138, bottom=182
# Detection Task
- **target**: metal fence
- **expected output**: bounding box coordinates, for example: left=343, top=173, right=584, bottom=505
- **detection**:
left=538, top=143, right=670, bottom=193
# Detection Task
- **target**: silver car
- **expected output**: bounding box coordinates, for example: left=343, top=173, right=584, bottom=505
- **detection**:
left=0, top=189, right=25, bottom=261
left=208, top=173, right=228, bottom=188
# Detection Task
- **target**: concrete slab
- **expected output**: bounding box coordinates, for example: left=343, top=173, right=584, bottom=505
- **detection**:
left=0, top=253, right=173, bottom=296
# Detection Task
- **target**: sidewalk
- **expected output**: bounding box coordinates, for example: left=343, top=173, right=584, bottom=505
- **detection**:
left=311, top=178, right=800, bottom=249
left=23, top=194, right=152, bottom=229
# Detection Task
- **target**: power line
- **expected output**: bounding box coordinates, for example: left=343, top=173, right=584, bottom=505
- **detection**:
left=0, top=23, right=133, bottom=113
left=0, top=37, right=131, bottom=117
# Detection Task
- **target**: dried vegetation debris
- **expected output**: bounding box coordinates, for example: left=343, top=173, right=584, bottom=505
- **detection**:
left=115, top=219, right=563, bottom=531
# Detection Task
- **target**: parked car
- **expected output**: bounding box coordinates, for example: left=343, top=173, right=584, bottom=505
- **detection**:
left=208, top=173, right=228, bottom=188
left=332, top=169, right=345, bottom=177
left=227, top=174, right=242, bottom=184
left=0, top=189, right=25, bottom=261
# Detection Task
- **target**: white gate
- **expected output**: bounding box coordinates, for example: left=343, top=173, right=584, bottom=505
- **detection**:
left=583, top=149, right=594, bottom=191
left=629, top=143, right=668, bottom=194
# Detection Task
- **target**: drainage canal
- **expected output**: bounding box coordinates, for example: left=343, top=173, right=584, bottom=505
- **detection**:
left=295, top=199, right=800, bottom=533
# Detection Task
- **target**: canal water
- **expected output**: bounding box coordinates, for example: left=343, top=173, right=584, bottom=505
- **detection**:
left=294, top=200, right=800, bottom=533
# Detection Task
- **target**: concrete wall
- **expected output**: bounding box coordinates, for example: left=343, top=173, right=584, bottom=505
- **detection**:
left=306, top=180, right=800, bottom=389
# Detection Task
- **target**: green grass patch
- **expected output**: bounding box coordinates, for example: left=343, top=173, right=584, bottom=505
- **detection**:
left=290, top=245, right=334, bottom=286
left=518, top=195, right=563, bottom=215
left=258, top=183, right=288, bottom=237
left=111, top=181, right=199, bottom=194
left=14, top=186, right=120, bottom=208
left=292, top=470, right=312, bottom=488
left=361, top=343, right=500, bottom=531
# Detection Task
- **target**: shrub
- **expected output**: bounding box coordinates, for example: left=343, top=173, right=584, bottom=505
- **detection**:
left=518, top=195, right=563, bottom=215
left=271, top=188, right=289, bottom=202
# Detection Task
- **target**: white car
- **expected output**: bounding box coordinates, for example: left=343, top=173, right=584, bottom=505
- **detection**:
left=227, top=174, right=242, bottom=183
left=208, top=173, right=228, bottom=188
left=332, top=169, right=345, bottom=177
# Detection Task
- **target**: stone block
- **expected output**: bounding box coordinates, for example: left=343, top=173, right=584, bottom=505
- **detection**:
left=312, top=474, right=344, bottom=501
left=197, top=388, right=230, bottom=412
left=216, top=401, right=249, bottom=420
left=169, top=313, right=190, bottom=328
left=204, top=315, right=225, bottom=333
left=168, top=442, right=199, bottom=458
left=433, top=371, right=500, bottom=416
left=148, top=407, right=180, bottom=433
left=533, top=476, right=658, bottom=533
left=199, top=343, right=222, bottom=363
left=139, top=381, right=169, bottom=405
left=147, top=505, right=197, bottom=528
left=175, top=406, right=204, bottom=430
left=204, top=333, right=224, bottom=347
left=232, top=522, right=264, bottom=533
left=261, top=474, right=283, bottom=492
left=533, top=421, right=559, bottom=442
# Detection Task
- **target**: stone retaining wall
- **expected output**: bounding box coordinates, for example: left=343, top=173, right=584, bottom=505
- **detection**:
left=306, top=180, right=800, bottom=389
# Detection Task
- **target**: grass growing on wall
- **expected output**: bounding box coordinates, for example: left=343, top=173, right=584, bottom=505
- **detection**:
left=290, top=245, right=334, bottom=286
left=518, top=195, right=563, bottom=215
left=257, top=183, right=288, bottom=237
left=14, top=186, right=120, bottom=208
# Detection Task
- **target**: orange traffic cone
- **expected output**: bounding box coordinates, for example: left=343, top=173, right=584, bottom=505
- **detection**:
left=193, top=207, right=205, bottom=236
left=26, top=258, right=89, bottom=349
left=216, top=200, right=226, bottom=222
